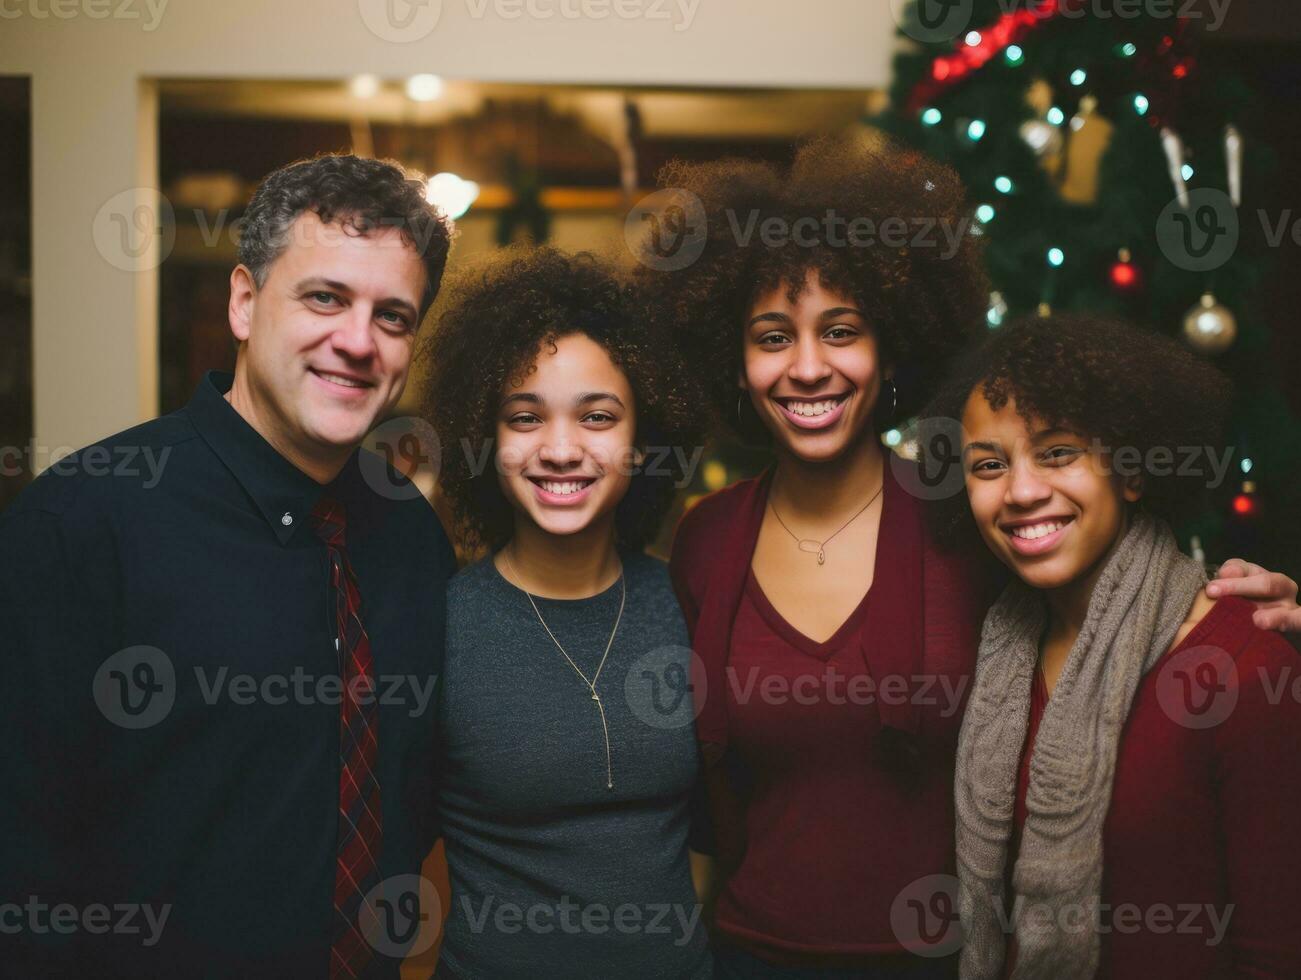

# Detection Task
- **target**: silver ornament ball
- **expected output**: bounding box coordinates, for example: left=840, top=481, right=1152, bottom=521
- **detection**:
left=1183, top=292, right=1237, bottom=354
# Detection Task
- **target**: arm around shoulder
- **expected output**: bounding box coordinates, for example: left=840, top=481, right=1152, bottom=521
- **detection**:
left=1212, top=628, right=1301, bottom=976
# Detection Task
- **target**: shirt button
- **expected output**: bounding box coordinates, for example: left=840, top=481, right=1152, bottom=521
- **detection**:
left=281, top=512, right=293, bottom=526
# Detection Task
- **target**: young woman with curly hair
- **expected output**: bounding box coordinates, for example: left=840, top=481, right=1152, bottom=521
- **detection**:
left=418, top=246, right=712, bottom=979
left=941, top=315, right=1301, bottom=978
left=642, top=136, right=1298, bottom=978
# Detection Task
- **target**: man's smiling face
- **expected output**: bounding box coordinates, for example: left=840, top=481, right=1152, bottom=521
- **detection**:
left=228, top=210, right=427, bottom=469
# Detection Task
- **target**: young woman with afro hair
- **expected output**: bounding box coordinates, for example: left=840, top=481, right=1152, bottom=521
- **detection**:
left=940, top=314, right=1301, bottom=978
left=418, top=246, right=713, bottom=979
left=638, top=135, right=1299, bottom=978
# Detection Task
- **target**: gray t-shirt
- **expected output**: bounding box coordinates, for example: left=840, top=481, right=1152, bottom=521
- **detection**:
left=436, top=551, right=711, bottom=979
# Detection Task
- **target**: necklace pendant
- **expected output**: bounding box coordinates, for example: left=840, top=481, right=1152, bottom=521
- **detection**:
left=591, top=691, right=601, bottom=703
left=797, top=539, right=823, bottom=558
left=817, top=548, right=826, bottom=565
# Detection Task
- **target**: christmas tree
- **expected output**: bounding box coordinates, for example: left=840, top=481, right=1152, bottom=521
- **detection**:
left=874, top=0, right=1301, bottom=577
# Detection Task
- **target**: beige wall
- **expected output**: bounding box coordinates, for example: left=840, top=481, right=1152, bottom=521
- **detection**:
left=0, top=0, right=895, bottom=453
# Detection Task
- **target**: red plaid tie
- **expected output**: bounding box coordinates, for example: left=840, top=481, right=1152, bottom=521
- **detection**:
left=310, top=495, right=384, bottom=979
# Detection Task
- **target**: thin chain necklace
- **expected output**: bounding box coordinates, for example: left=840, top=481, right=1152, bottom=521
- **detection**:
left=502, top=547, right=625, bottom=791
left=768, top=480, right=884, bottom=566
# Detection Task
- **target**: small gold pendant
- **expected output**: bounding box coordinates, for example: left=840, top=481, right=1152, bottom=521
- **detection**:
left=591, top=691, right=601, bottom=702
left=797, top=539, right=827, bottom=565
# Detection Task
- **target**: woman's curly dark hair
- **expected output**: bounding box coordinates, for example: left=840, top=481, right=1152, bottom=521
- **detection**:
left=922, top=313, right=1233, bottom=540
left=419, top=245, right=705, bottom=555
left=634, top=134, right=989, bottom=436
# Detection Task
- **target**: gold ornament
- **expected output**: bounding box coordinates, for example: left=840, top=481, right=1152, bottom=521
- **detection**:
left=1183, top=292, right=1237, bottom=354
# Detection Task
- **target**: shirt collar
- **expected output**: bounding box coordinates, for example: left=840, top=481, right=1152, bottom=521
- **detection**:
left=187, top=370, right=346, bottom=545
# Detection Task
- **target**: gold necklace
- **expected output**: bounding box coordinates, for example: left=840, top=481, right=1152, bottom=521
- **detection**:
left=502, top=548, right=625, bottom=791
left=768, top=481, right=884, bottom=566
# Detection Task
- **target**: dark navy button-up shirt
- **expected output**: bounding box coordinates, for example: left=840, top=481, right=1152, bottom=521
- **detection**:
left=0, top=371, right=455, bottom=977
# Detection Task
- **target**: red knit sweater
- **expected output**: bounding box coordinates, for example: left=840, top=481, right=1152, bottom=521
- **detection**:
left=670, top=462, right=992, bottom=964
left=1007, top=596, right=1301, bottom=978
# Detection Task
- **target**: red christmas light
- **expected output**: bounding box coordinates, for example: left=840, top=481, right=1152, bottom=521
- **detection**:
left=907, top=0, right=1087, bottom=113
left=1109, top=249, right=1142, bottom=292
left=1232, top=482, right=1259, bottom=518
left=907, top=6, right=1199, bottom=128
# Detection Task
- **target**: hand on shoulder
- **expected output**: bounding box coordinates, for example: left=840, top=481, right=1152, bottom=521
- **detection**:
left=1208, top=559, right=1301, bottom=633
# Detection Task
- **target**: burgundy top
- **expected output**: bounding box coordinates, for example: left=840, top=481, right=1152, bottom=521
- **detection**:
left=670, top=461, right=993, bottom=964
left=1006, top=597, right=1301, bottom=978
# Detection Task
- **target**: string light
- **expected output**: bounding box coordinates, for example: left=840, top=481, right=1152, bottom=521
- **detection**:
left=1134, top=94, right=1151, bottom=116
left=977, top=204, right=996, bottom=223
left=987, top=290, right=1008, bottom=328
left=922, top=107, right=943, bottom=126
left=1070, top=69, right=1088, bottom=86
left=1048, top=247, right=1065, bottom=267
left=1047, top=106, right=1066, bottom=126
left=884, top=429, right=903, bottom=447
left=995, top=176, right=1014, bottom=194
left=349, top=74, right=381, bottom=99
left=968, top=119, right=988, bottom=141
left=966, top=30, right=983, bottom=47
left=1241, top=457, right=1254, bottom=474
left=1006, top=45, right=1025, bottom=65
left=1181, top=164, right=1195, bottom=181
left=1120, top=42, right=1138, bottom=57
left=406, top=74, right=444, bottom=102
left=1233, top=482, right=1259, bottom=517
left=425, top=172, right=480, bottom=219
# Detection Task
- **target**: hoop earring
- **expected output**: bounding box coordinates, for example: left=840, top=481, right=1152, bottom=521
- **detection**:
left=881, top=378, right=898, bottom=427
left=737, top=392, right=750, bottom=424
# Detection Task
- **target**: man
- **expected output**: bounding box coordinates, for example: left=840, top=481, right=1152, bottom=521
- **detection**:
left=1, top=155, right=455, bottom=977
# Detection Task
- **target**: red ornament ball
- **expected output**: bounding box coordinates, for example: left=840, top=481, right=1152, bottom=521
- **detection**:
left=1109, top=253, right=1143, bottom=292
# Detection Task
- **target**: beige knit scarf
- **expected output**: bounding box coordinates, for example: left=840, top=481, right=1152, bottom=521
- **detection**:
left=955, top=512, right=1205, bottom=978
